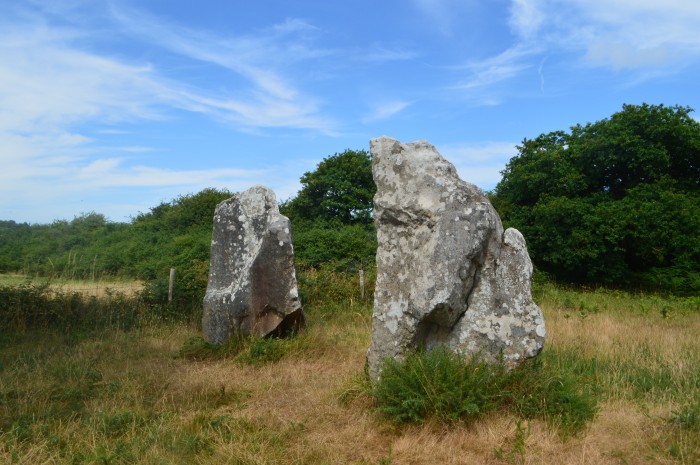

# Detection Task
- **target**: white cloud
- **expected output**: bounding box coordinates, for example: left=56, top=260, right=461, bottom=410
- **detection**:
left=75, top=161, right=267, bottom=188
left=507, top=0, right=700, bottom=70
left=508, top=0, right=545, bottom=39
left=109, top=5, right=333, bottom=116
left=458, top=0, right=700, bottom=100
left=0, top=3, right=341, bottom=222
left=0, top=29, right=161, bottom=134
left=0, top=3, right=338, bottom=138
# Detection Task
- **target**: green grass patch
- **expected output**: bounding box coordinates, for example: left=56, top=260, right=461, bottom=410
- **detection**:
left=670, top=399, right=700, bottom=432
left=535, top=281, right=700, bottom=317
left=178, top=334, right=308, bottom=366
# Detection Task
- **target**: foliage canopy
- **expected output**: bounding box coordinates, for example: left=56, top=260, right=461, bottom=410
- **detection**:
left=282, top=149, right=375, bottom=225
left=281, top=149, right=377, bottom=270
left=492, top=103, right=700, bottom=293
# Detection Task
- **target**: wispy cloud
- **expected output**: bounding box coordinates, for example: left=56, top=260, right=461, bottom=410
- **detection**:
left=0, top=28, right=161, bottom=134
left=508, top=0, right=545, bottom=39
left=110, top=9, right=316, bottom=99
left=452, top=45, right=540, bottom=104
left=75, top=159, right=267, bottom=188
left=456, top=46, right=538, bottom=91
left=508, top=0, right=700, bottom=70
left=362, top=101, right=413, bottom=123
left=0, top=3, right=338, bottom=136
left=0, top=2, right=341, bottom=222
left=455, top=0, right=700, bottom=100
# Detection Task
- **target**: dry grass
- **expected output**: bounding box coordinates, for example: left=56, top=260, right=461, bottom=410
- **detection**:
left=48, top=278, right=144, bottom=298
left=0, top=283, right=698, bottom=464
left=0, top=273, right=143, bottom=297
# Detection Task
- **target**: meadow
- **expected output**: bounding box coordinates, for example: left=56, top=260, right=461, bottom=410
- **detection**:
left=0, top=274, right=143, bottom=298
left=0, top=270, right=698, bottom=465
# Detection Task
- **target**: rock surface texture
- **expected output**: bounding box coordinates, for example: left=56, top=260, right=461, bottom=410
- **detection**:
left=203, top=186, right=304, bottom=344
left=367, top=137, right=545, bottom=381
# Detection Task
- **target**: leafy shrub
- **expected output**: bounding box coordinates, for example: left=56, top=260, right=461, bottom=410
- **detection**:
left=370, top=347, right=598, bottom=436
left=372, top=347, right=507, bottom=424
left=292, top=222, right=377, bottom=271
left=297, top=264, right=375, bottom=313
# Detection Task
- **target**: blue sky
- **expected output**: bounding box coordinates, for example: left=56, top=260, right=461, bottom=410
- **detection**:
left=2, top=0, right=700, bottom=224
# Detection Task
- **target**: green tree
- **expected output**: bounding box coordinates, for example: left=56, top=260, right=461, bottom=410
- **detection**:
left=492, top=103, right=700, bottom=293
left=0, top=221, right=31, bottom=272
left=281, top=149, right=377, bottom=269
left=282, top=149, right=375, bottom=225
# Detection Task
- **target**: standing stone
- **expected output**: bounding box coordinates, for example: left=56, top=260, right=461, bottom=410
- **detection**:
left=367, top=137, right=545, bottom=381
left=203, top=185, right=304, bottom=344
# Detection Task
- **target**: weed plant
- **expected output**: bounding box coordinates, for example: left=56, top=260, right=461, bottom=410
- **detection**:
left=297, top=264, right=375, bottom=314
left=370, top=346, right=598, bottom=437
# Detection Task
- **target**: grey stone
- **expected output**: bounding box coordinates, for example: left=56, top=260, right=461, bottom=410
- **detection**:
left=367, top=137, right=545, bottom=381
left=202, top=185, right=304, bottom=344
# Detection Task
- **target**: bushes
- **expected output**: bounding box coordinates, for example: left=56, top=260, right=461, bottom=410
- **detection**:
left=0, top=282, right=200, bottom=334
left=292, top=222, right=376, bottom=270
left=370, top=347, right=598, bottom=437
left=492, top=104, right=700, bottom=294
left=0, top=283, right=139, bottom=332
left=371, top=347, right=506, bottom=424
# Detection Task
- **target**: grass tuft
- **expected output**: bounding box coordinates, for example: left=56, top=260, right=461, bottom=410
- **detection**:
left=370, top=346, right=598, bottom=437
left=671, top=400, right=700, bottom=431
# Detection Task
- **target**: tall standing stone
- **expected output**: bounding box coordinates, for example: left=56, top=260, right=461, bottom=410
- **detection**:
left=367, top=137, right=545, bottom=381
left=203, top=186, right=304, bottom=344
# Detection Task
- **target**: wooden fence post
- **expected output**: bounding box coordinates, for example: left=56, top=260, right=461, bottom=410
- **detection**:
left=359, top=269, right=365, bottom=300
left=168, top=268, right=175, bottom=303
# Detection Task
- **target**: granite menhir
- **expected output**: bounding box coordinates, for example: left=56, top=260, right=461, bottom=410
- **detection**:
left=367, top=137, right=545, bottom=381
left=203, top=185, right=304, bottom=343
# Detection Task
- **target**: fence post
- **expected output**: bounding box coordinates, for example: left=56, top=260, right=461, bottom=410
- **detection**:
left=359, top=269, right=365, bottom=300
left=168, top=268, right=175, bottom=303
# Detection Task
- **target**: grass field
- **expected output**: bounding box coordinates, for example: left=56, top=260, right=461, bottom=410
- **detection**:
left=0, top=274, right=143, bottom=297
left=0, top=274, right=698, bottom=464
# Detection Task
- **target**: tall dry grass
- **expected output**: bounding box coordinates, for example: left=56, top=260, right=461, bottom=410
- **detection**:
left=0, top=273, right=143, bottom=297
left=0, top=274, right=698, bottom=464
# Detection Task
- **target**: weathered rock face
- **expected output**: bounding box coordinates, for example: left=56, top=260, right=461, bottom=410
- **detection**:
left=367, top=137, right=545, bottom=381
left=202, top=186, right=304, bottom=344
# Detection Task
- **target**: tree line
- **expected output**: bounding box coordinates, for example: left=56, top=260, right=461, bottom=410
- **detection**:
left=0, top=103, right=698, bottom=295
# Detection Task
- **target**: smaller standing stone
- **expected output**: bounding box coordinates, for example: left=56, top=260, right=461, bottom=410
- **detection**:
left=203, top=186, right=304, bottom=344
